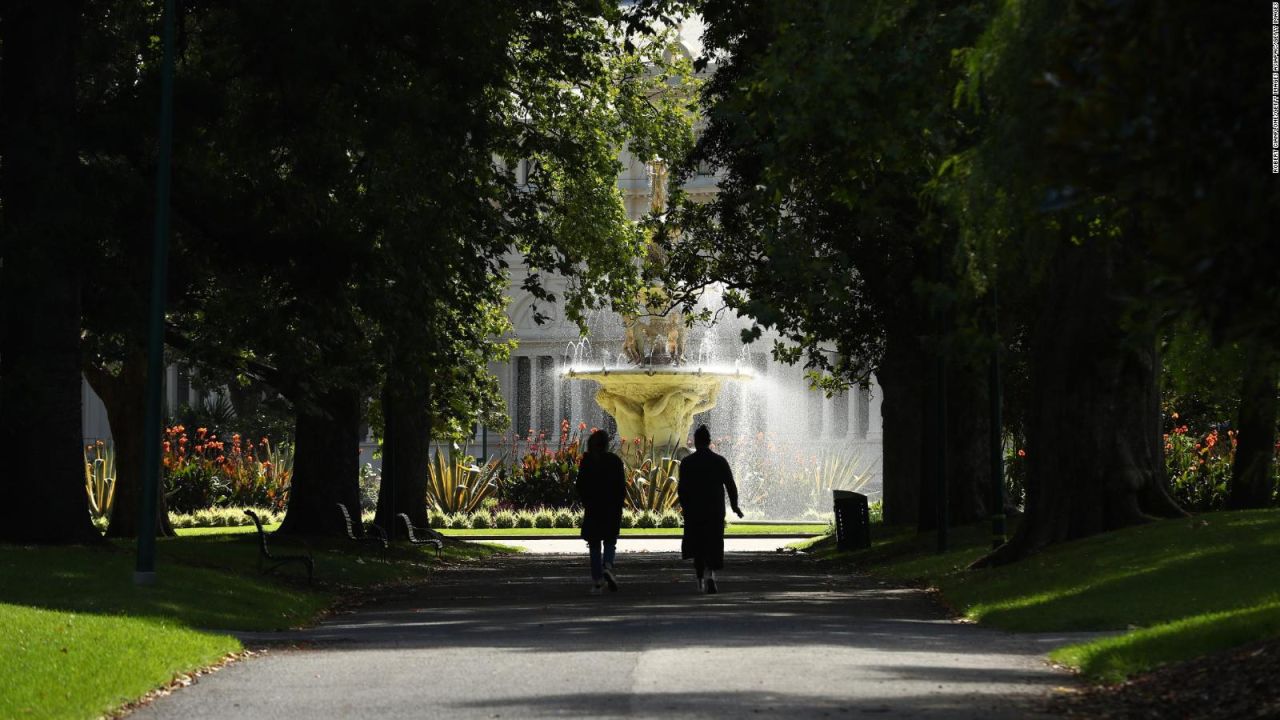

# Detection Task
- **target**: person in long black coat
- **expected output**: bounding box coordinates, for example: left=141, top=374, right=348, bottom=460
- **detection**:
left=576, top=429, right=626, bottom=593
left=677, top=424, right=742, bottom=594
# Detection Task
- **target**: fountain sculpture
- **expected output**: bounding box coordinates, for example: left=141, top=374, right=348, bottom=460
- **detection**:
left=565, top=160, right=752, bottom=451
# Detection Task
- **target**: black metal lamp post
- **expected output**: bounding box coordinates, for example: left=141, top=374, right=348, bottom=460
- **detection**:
left=135, top=0, right=176, bottom=585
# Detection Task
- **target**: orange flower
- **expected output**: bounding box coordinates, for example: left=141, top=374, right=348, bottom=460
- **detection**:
left=1017, top=449, right=1027, bottom=458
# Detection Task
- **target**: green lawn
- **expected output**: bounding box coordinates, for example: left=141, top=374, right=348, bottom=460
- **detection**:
left=440, top=522, right=828, bottom=537
left=804, top=509, right=1280, bottom=682
left=0, top=532, right=508, bottom=720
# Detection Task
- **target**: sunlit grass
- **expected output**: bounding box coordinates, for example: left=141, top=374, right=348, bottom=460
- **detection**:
left=812, top=509, right=1280, bottom=680
left=1049, top=600, right=1280, bottom=683
left=0, top=603, right=236, bottom=720
left=0, top=532, right=510, bottom=719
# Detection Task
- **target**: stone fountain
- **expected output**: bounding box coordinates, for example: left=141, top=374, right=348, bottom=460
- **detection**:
left=564, top=160, right=752, bottom=451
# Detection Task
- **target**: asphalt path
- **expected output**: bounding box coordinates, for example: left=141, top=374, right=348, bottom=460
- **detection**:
left=131, top=548, right=1084, bottom=719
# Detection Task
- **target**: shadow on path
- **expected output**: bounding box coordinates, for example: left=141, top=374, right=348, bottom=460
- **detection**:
left=132, top=552, right=1080, bottom=719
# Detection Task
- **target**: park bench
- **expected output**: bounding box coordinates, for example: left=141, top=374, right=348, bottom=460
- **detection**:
left=336, top=502, right=388, bottom=550
left=398, top=513, right=445, bottom=558
left=244, top=510, right=313, bottom=584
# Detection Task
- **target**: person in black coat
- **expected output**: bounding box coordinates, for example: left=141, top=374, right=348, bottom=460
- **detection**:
left=576, top=429, right=626, bottom=593
left=677, top=424, right=742, bottom=594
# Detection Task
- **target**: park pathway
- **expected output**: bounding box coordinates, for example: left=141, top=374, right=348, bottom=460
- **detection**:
left=131, top=549, right=1083, bottom=719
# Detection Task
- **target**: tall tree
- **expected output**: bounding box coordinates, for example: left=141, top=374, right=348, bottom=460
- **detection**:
left=0, top=0, right=102, bottom=543
left=668, top=0, right=993, bottom=529
left=369, top=4, right=698, bottom=535
left=1024, top=0, right=1278, bottom=510
left=944, top=2, right=1192, bottom=565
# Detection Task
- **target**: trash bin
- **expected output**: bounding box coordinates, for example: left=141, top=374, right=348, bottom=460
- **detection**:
left=833, top=490, right=871, bottom=551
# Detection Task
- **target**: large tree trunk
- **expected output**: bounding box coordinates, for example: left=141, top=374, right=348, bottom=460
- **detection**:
left=975, top=239, right=1185, bottom=567
left=879, top=322, right=926, bottom=526
left=1228, top=344, right=1278, bottom=509
left=277, top=388, right=364, bottom=537
left=84, top=352, right=176, bottom=538
left=374, top=375, right=432, bottom=539
left=918, top=358, right=991, bottom=531
left=0, top=0, right=101, bottom=544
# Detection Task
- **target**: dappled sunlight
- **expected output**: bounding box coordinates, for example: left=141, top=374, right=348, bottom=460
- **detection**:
left=952, top=514, right=1280, bottom=631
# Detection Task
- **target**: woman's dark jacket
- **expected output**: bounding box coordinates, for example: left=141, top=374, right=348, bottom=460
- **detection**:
left=677, top=448, right=739, bottom=566
left=576, top=451, right=627, bottom=541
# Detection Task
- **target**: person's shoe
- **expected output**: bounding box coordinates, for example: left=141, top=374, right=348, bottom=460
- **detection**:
left=590, top=583, right=603, bottom=595
left=603, top=567, right=618, bottom=592
left=705, top=577, right=718, bottom=594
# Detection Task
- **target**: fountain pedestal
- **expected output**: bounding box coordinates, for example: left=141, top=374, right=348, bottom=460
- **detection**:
left=567, top=368, right=748, bottom=451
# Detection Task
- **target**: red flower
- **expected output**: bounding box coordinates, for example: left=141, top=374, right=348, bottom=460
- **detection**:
left=1017, top=449, right=1027, bottom=458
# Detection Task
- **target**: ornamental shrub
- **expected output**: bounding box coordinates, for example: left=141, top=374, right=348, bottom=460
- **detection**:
left=635, top=510, right=658, bottom=529
left=1165, top=420, right=1232, bottom=511
left=470, top=511, right=493, bottom=529
left=499, top=423, right=584, bottom=509
left=552, top=509, right=576, bottom=528
left=659, top=510, right=682, bottom=528
left=161, top=425, right=292, bottom=513
left=515, top=510, right=536, bottom=528
left=533, top=508, right=555, bottom=528
left=619, top=509, right=636, bottom=529
left=447, top=512, right=469, bottom=530
left=427, top=509, right=447, bottom=528
left=493, top=510, right=517, bottom=529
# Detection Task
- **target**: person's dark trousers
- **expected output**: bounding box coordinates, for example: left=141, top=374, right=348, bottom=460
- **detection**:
left=588, top=538, right=617, bottom=582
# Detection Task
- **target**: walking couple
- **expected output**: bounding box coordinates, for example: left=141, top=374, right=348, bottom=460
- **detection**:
left=576, top=424, right=742, bottom=595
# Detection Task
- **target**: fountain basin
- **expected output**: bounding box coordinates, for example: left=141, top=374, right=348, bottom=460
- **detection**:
left=565, top=367, right=753, bottom=450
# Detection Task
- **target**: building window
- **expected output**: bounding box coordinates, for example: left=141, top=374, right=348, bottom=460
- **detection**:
left=560, top=374, right=573, bottom=432
left=855, top=386, right=871, bottom=439
left=515, top=357, right=532, bottom=437
left=831, top=391, right=850, bottom=438
left=537, top=356, right=556, bottom=435
left=175, top=366, right=191, bottom=412
left=807, top=387, right=824, bottom=437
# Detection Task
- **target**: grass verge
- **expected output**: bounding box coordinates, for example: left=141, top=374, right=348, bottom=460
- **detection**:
left=1, top=530, right=508, bottom=719
left=804, top=509, right=1280, bottom=682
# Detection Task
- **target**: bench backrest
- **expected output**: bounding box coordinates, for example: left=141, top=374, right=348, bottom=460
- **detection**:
left=398, top=513, right=421, bottom=543
left=398, top=513, right=443, bottom=547
left=335, top=503, right=360, bottom=539
left=244, top=510, right=271, bottom=556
